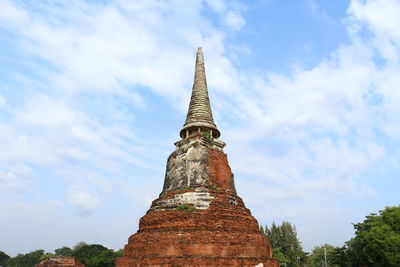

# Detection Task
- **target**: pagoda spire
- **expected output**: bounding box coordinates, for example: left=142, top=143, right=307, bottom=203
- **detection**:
left=117, top=47, right=278, bottom=267
left=179, top=47, right=221, bottom=139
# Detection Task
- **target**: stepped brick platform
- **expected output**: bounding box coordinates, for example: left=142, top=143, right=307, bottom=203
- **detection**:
left=35, top=256, right=85, bottom=267
left=116, top=48, right=279, bottom=267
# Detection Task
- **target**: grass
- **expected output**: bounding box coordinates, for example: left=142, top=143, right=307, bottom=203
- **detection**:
left=203, top=131, right=213, bottom=141
left=176, top=187, right=193, bottom=192
left=176, top=204, right=196, bottom=212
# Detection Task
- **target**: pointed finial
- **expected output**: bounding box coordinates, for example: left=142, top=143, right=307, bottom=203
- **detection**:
left=180, top=48, right=220, bottom=139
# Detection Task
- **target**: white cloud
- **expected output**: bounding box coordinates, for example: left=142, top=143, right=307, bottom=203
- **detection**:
left=205, top=0, right=226, bottom=13
left=349, top=0, right=400, bottom=63
left=205, top=0, right=245, bottom=31
left=350, top=0, right=400, bottom=43
left=0, top=0, right=240, bottom=218
left=223, top=11, right=245, bottom=31
left=68, top=189, right=100, bottom=213
left=307, top=0, right=336, bottom=24
left=0, top=94, right=6, bottom=108
left=0, top=0, right=28, bottom=26
left=0, top=163, right=33, bottom=194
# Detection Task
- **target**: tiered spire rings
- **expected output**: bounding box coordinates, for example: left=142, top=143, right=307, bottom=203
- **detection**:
left=179, top=48, right=221, bottom=139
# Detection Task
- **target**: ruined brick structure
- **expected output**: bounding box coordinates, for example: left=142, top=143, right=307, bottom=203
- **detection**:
left=35, top=256, right=85, bottom=267
left=116, top=48, right=279, bottom=267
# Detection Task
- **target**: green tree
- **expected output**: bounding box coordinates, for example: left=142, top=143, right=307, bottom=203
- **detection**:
left=260, top=225, right=265, bottom=235
left=263, top=221, right=307, bottom=267
left=73, top=242, right=89, bottom=251
left=54, top=246, right=74, bottom=256
left=115, top=249, right=124, bottom=257
left=272, top=247, right=287, bottom=266
left=6, top=249, right=44, bottom=267
left=330, top=246, right=348, bottom=267
left=5, top=255, right=23, bottom=267
left=0, top=251, right=10, bottom=267
left=307, top=244, right=344, bottom=267
left=73, top=244, right=108, bottom=266
left=86, top=249, right=123, bottom=267
left=346, top=206, right=400, bottom=267
left=39, top=253, right=54, bottom=262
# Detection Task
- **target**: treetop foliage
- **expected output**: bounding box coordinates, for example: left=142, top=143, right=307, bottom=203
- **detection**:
left=305, top=205, right=400, bottom=267
left=5, top=250, right=44, bottom=267
left=0, top=251, right=10, bottom=267
left=54, top=246, right=73, bottom=256
left=261, top=221, right=307, bottom=267
left=346, top=205, right=400, bottom=267
left=307, top=244, right=346, bottom=267
left=2, top=243, right=123, bottom=267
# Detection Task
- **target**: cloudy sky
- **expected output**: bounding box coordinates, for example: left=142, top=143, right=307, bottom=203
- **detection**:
left=1, top=0, right=400, bottom=256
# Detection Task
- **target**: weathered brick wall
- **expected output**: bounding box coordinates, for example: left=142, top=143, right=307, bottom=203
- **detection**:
left=117, top=136, right=279, bottom=267
left=116, top=256, right=279, bottom=267
left=35, top=256, right=85, bottom=267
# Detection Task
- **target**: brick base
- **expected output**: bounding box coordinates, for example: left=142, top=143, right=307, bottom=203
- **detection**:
left=116, top=256, right=279, bottom=267
left=117, top=139, right=279, bottom=267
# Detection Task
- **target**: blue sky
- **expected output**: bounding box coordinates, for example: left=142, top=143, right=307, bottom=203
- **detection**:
left=1, top=0, right=400, bottom=256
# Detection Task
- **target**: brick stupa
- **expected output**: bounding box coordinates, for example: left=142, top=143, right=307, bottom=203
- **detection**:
left=116, top=48, right=279, bottom=267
